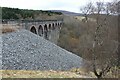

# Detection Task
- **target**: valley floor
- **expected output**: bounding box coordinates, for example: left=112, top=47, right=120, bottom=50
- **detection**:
left=1, top=70, right=93, bottom=78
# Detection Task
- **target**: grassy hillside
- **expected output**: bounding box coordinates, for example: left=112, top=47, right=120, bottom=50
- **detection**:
left=1, top=7, right=62, bottom=19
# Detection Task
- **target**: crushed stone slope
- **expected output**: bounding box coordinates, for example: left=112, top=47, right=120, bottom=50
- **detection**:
left=2, top=30, right=83, bottom=70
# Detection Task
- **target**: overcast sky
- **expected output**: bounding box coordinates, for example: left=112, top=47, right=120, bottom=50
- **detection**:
left=0, top=0, right=113, bottom=13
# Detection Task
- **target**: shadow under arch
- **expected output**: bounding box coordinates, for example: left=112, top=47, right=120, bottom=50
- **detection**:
left=55, top=23, right=57, bottom=26
left=44, top=24, right=48, bottom=39
left=52, top=23, right=55, bottom=30
left=58, top=23, right=59, bottom=26
left=60, top=23, right=62, bottom=26
left=38, top=25, right=43, bottom=36
left=49, top=24, right=52, bottom=30
left=30, top=26, right=37, bottom=34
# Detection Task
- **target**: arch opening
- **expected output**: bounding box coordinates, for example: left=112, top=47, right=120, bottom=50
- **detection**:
left=52, top=23, right=55, bottom=30
left=30, top=26, right=37, bottom=34
left=44, top=24, right=48, bottom=31
left=38, top=25, right=43, bottom=36
left=58, top=23, right=59, bottom=26
left=60, top=23, right=62, bottom=26
left=55, top=23, right=57, bottom=26
left=49, top=24, right=52, bottom=30
left=44, top=24, right=48, bottom=39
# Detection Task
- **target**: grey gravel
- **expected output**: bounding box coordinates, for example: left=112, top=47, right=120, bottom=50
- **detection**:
left=1, top=30, right=83, bottom=70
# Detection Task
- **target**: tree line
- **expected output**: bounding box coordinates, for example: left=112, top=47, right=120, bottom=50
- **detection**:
left=1, top=7, right=62, bottom=19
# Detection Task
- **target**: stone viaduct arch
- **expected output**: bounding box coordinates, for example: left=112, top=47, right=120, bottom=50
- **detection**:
left=30, top=26, right=37, bottom=34
left=57, top=23, right=59, bottom=26
left=44, top=24, right=48, bottom=39
left=2, top=19, right=63, bottom=41
left=52, top=23, right=55, bottom=30
left=55, top=23, right=57, bottom=26
left=29, top=21, right=62, bottom=40
left=48, top=24, right=52, bottom=30
left=38, top=25, right=43, bottom=36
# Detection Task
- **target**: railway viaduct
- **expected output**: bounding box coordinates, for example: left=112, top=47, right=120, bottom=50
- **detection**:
left=2, top=19, right=63, bottom=44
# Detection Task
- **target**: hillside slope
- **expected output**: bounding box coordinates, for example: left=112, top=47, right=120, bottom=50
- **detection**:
left=1, top=7, right=62, bottom=19
left=2, top=30, right=83, bottom=70
left=48, top=10, right=82, bottom=16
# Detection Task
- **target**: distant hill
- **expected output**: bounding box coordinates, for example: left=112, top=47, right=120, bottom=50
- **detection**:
left=48, top=10, right=83, bottom=16
left=1, top=7, right=62, bottom=19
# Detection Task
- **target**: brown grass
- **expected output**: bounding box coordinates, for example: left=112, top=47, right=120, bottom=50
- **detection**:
left=2, top=27, right=16, bottom=33
left=1, top=70, right=91, bottom=78
left=0, top=24, right=20, bottom=34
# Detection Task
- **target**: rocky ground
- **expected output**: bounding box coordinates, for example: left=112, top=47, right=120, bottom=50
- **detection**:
left=1, top=30, right=83, bottom=70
